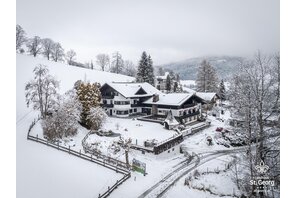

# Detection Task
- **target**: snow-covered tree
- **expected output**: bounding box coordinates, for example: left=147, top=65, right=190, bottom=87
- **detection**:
left=41, top=38, right=55, bottom=60
left=136, top=51, right=155, bottom=86
left=96, top=53, right=110, bottom=71
left=87, top=106, right=107, bottom=130
left=157, top=67, right=165, bottom=76
left=147, top=55, right=155, bottom=86
left=26, top=36, right=42, bottom=57
left=75, top=82, right=102, bottom=128
left=118, top=137, right=132, bottom=168
left=51, top=42, right=64, bottom=62
left=196, top=60, right=219, bottom=92
left=16, top=24, right=27, bottom=51
left=110, top=51, right=124, bottom=74
left=165, top=74, right=171, bottom=93
left=25, top=64, right=59, bottom=118
left=229, top=51, right=280, bottom=196
left=42, top=91, right=81, bottom=141
left=218, top=79, right=226, bottom=100
left=123, top=60, right=137, bottom=77
left=66, top=49, right=77, bottom=65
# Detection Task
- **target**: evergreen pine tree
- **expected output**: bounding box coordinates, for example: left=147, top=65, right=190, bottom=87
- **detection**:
left=219, top=79, right=226, bottom=100
left=136, top=52, right=155, bottom=86
left=147, top=55, right=155, bottom=86
left=196, top=60, right=219, bottom=92
left=136, top=51, right=148, bottom=83
left=166, top=75, right=171, bottom=93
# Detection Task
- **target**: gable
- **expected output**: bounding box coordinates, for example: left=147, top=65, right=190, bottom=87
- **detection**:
left=135, top=87, right=147, bottom=95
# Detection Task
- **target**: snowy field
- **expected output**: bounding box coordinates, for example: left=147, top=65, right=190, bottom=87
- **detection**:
left=103, top=117, right=178, bottom=145
left=16, top=54, right=133, bottom=198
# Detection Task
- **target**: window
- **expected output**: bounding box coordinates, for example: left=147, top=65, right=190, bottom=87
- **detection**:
left=103, top=100, right=107, bottom=104
left=134, top=108, right=137, bottom=112
left=116, top=110, right=129, bottom=115
left=114, top=101, right=130, bottom=105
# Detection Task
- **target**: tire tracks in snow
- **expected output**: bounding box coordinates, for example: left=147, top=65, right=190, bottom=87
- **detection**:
left=138, top=148, right=247, bottom=198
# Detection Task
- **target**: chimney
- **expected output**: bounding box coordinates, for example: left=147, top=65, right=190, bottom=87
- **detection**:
left=152, top=94, right=159, bottom=102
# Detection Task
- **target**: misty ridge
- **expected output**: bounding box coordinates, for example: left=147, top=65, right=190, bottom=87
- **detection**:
left=157, top=56, right=243, bottom=80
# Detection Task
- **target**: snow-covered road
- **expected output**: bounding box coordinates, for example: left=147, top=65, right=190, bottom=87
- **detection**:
left=138, top=145, right=248, bottom=198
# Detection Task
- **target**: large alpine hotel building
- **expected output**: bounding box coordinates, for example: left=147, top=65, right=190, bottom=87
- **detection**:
left=100, top=82, right=206, bottom=125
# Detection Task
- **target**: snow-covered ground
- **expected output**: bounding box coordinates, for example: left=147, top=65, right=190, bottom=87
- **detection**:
left=102, top=117, right=177, bottom=145
left=16, top=54, right=133, bottom=198
left=164, top=155, right=240, bottom=198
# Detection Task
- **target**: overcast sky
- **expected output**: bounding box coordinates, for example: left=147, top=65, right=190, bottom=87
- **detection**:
left=17, top=0, right=279, bottom=65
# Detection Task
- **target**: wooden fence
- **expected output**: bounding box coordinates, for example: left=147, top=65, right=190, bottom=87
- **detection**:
left=27, top=119, right=131, bottom=198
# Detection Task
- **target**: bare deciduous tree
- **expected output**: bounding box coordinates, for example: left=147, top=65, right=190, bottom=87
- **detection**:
left=66, top=49, right=77, bottom=65
left=110, top=51, right=124, bottom=74
left=51, top=42, right=64, bottom=62
left=25, top=64, right=59, bottom=118
left=41, top=38, right=55, bottom=60
left=26, top=36, right=42, bottom=57
left=229, top=51, right=280, bottom=196
left=118, top=137, right=132, bottom=169
left=16, top=24, right=27, bottom=51
left=96, top=53, right=110, bottom=71
left=123, top=60, right=136, bottom=77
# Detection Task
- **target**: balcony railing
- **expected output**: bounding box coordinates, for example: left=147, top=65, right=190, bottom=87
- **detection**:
left=102, top=95, right=114, bottom=99
left=102, top=104, right=114, bottom=108
left=182, top=103, right=197, bottom=109
left=178, top=110, right=200, bottom=119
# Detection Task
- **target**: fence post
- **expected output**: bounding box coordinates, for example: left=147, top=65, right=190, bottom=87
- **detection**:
left=91, top=155, right=92, bottom=161
left=47, top=139, right=48, bottom=146
left=36, top=134, right=38, bottom=142
left=98, top=194, right=100, bottom=198
left=58, top=142, right=59, bottom=150
left=68, top=145, right=70, bottom=154
left=79, top=149, right=81, bottom=156
left=116, top=180, right=119, bottom=188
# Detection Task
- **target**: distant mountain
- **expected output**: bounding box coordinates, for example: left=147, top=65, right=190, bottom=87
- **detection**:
left=157, top=56, right=243, bottom=80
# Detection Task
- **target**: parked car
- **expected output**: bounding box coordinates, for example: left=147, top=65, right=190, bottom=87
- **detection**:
left=216, top=127, right=224, bottom=132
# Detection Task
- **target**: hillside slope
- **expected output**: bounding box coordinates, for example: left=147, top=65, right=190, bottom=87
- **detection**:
left=16, top=54, right=134, bottom=120
left=158, top=56, right=242, bottom=80
left=16, top=54, right=134, bottom=198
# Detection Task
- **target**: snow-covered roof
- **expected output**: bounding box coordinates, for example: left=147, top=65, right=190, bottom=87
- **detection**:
left=182, top=86, right=196, bottom=94
left=104, top=82, right=161, bottom=98
left=156, top=72, right=169, bottom=80
left=165, top=111, right=179, bottom=126
left=143, top=93, right=196, bottom=106
left=196, top=92, right=218, bottom=102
